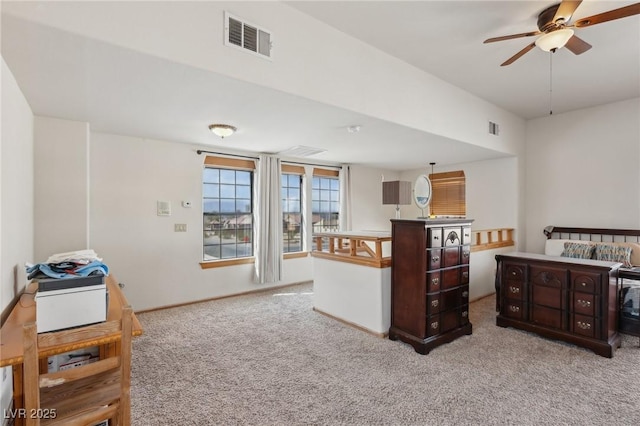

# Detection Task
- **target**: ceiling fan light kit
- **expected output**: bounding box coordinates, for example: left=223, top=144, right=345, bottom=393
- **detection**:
left=535, top=28, right=574, bottom=52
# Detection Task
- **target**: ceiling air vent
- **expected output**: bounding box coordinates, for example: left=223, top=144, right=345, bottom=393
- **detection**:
left=278, top=146, right=327, bottom=158
left=224, top=12, right=272, bottom=59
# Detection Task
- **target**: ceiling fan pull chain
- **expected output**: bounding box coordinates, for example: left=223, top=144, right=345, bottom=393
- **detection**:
left=549, top=51, right=553, bottom=115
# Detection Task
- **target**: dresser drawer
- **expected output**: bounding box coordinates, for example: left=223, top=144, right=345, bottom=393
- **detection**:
left=532, top=285, right=562, bottom=309
left=443, top=246, right=460, bottom=267
left=532, top=305, right=562, bottom=330
left=460, top=305, right=470, bottom=326
left=504, top=264, right=525, bottom=282
left=460, top=266, right=470, bottom=284
left=441, top=288, right=460, bottom=311
left=429, top=227, right=442, bottom=248
left=426, top=315, right=440, bottom=337
left=572, top=292, right=597, bottom=317
left=462, top=226, right=472, bottom=245
left=427, top=248, right=442, bottom=270
left=444, top=227, right=462, bottom=246
left=442, top=268, right=461, bottom=290
left=572, top=314, right=600, bottom=339
left=571, top=271, right=601, bottom=294
left=505, top=281, right=524, bottom=301
left=427, top=271, right=441, bottom=293
left=503, top=300, right=525, bottom=320
left=531, top=266, right=566, bottom=288
left=461, top=246, right=470, bottom=265
left=460, top=286, right=469, bottom=304
left=427, top=293, right=441, bottom=314
left=441, top=309, right=459, bottom=333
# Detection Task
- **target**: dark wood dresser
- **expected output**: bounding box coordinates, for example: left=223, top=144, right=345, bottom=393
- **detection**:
left=389, top=218, right=473, bottom=354
left=495, top=252, right=621, bottom=357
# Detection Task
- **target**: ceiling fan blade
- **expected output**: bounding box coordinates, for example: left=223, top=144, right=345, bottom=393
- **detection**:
left=501, top=42, right=536, bottom=66
left=484, top=31, right=541, bottom=44
left=564, top=35, right=592, bottom=55
left=574, top=2, right=640, bottom=28
left=553, top=0, right=583, bottom=23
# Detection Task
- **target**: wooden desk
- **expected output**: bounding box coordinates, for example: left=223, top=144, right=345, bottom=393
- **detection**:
left=0, top=275, right=142, bottom=423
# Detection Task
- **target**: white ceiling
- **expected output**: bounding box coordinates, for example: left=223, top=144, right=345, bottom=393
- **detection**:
left=2, top=1, right=639, bottom=171
left=287, top=0, right=640, bottom=120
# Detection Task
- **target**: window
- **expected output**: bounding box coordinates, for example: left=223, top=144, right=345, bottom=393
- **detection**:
left=429, top=171, right=466, bottom=217
left=312, top=169, right=340, bottom=233
left=281, top=165, right=304, bottom=253
left=202, top=156, right=255, bottom=261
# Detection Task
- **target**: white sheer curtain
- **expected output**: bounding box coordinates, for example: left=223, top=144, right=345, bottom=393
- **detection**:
left=339, top=165, right=352, bottom=231
left=254, top=154, right=283, bottom=283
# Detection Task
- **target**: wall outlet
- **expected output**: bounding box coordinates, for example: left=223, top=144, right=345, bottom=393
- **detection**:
left=174, top=224, right=187, bottom=232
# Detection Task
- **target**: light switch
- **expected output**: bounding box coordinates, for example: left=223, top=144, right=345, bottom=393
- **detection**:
left=157, top=201, right=171, bottom=216
left=174, top=224, right=187, bottom=232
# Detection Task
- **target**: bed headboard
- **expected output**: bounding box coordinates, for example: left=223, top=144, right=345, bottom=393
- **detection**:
left=543, top=226, right=640, bottom=243
left=543, top=226, right=640, bottom=268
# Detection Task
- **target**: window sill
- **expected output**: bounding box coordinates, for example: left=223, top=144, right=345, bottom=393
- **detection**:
left=200, top=257, right=255, bottom=269
left=284, top=252, right=309, bottom=260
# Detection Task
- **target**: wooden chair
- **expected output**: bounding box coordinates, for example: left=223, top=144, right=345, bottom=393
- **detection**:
left=22, top=305, right=133, bottom=426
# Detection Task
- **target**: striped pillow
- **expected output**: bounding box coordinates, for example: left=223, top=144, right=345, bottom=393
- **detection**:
left=595, top=244, right=633, bottom=267
left=560, top=242, right=595, bottom=259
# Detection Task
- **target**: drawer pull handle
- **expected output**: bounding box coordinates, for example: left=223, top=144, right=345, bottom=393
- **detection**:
left=510, top=286, right=520, bottom=294
left=577, top=321, right=591, bottom=330
left=431, top=300, right=439, bottom=308
left=434, top=235, right=439, bottom=240
left=581, top=282, right=587, bottom=287
left=577, top=299, right=591, bottom=308
left=511, top=271, right=517, bottom=276
left=462, top=272, right=469, bottom=278
left=462, top=291, right=469, bottom=298
left=462, top=311, right=468, bottom=318
left=431, top=321, right=439, bottom=329
left=432, top=256, right=440, bottom=262
left=432, top=278, right=439, bottom=286
left=463, top=252, right=470, bottom=258
left=509, top=305, right=520, bottom=313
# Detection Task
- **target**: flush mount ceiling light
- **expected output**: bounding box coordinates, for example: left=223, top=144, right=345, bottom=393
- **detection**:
left=208, top=124, right=237, bottom=139
left=535, top=28, right=574, bottom=52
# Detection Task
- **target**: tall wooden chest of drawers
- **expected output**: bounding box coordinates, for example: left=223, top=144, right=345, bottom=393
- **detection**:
left=389, top=219, right=473, bottom=354
left=495, top=252, right=621, bottom=358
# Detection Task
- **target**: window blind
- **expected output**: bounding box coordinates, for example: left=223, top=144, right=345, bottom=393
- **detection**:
left=429, top=171, right=466, bottom=217
left=204, top=155, right=256, bottom=170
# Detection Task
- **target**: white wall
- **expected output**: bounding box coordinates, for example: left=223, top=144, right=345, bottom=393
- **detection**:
left=88, top=131, right=397, bottom=311
left=525, top=98, right=640, bottom=254
left=350, top=165, right=401, bottom=233
left=1, top=57, right=33, bottom=312
left=33, top=116, right=89, bottom=261
left=1, top=56, right=34, bottom=422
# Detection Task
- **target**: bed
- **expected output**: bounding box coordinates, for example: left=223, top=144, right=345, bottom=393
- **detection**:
left=543, top=226, right=640, bottom=343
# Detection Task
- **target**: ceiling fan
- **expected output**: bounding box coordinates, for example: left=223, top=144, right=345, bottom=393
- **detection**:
left=484, top=0, right=640, bottom=66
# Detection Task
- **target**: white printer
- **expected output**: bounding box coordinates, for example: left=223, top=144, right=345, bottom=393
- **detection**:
left=35, top=275, right=108, bottom=333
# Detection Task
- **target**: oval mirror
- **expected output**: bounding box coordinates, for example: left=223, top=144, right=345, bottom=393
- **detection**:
left=414, top=174, right=432, bottom=210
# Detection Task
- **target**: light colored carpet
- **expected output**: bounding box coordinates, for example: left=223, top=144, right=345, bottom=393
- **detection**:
left=131, top=282, right=640, bottom=425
